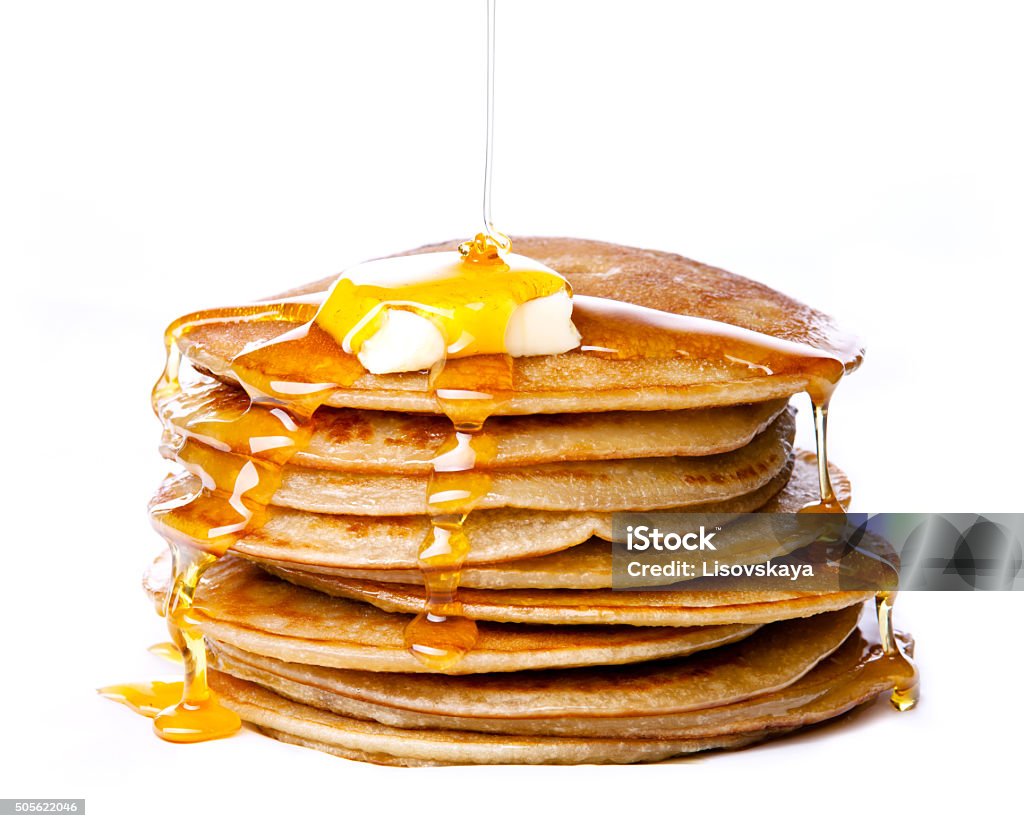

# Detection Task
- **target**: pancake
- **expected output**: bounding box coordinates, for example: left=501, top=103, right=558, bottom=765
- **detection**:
left=210, top=621, right=903, bottom=740
left=207, top=605, right=860, bottom=730
left=168, top=377, right=789, bottom=471
left=300, top=399, right=789, bottom=469
left=211, top=672, right=782, bottom=766
left=262, top=526, right=815, bottom=593
left=189, top=556, right=761, bottom=674
left=231, top=452, right=822, bottom=573
left=261, top=537, right=618, bottom=590
left=269, top=408, right=795, bottom=516
left=254, top=452, right=850, bottom=588
left=274, top=568, right=872, bottom=628
left=179, top=237, right=862, bottom=416
left=206, top=612, right=907, bottom=765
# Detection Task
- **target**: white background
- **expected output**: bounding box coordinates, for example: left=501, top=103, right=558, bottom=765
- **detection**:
left=1, top=1, right=1022, bottom=825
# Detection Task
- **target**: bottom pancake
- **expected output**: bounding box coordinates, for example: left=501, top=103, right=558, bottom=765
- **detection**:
left=210, top=674, right=778, bottom=766
left=208, top=612, right=911, bottom=765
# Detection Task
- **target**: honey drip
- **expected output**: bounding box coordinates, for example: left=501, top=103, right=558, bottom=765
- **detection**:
left=571, top=296, right=848, bottom=514
left=568, top=297, right=916, bottom=696
left=404, top=352, right=512, bottom=669
left=105, top=304, right=345, bottom=741
left=99, top=546, right=241, bottom=741
left=800, top=382, right=843, bottom=514
left=150, top=545, right=242, bottom=742
left=875, top=591, right=920, bottom=711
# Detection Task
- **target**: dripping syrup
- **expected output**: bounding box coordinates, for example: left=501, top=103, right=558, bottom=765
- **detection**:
left=106, top=220, right=556, bottom=736
left=404, top=352, right=512, bottom=669
left=103, top=307, right=343, bottom=741
left=402, top=0, right=526, bottom=664
left=875, top=590, right=920, bottom=710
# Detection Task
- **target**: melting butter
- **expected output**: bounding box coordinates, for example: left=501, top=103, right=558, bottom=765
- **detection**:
left=315, top=236, right=580, bottom=374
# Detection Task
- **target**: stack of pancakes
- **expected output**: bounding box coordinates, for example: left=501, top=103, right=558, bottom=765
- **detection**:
left=148, top=238, right=911, bottom=765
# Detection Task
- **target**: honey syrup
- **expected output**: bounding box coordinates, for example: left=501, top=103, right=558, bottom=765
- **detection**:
left=104, top=225, right=566, bottom=738
left=404, top=353, right=511, bottom=668
left=875, top=590, right=920, bottom=710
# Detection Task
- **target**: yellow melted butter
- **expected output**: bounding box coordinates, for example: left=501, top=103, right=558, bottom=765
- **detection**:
left=315, top=236, right=570, bottom=358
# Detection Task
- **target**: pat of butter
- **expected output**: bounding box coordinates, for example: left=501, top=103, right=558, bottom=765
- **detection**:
left=315, top=250, right=582, bottom=375
left=505, top=291, right=580, bottom=358
left=358, top=309, right=446, bottom=374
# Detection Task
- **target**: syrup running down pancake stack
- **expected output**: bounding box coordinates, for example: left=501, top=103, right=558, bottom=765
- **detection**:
left=126, top=237, right=917, bottom=764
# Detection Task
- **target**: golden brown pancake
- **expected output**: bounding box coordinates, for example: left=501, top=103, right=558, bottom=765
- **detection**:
left=269, top=409, right=794, bottom=515
left=211, top=672, right=782, bottom=766
left=188, top=556, right=761, bottom=674
left=206, top=612, right=908, bottom=765
left=179, top=237, right=862, bottom=415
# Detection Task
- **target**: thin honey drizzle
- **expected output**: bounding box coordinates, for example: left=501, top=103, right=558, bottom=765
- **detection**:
left=479, top=0, right=509, bottom=252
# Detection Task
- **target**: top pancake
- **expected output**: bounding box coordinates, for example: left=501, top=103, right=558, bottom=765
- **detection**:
left=179, top=237, right=861, bottom=415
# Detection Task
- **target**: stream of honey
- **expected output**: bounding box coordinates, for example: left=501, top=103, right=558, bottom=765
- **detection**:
left=101, top=0, right=915, bottom=742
